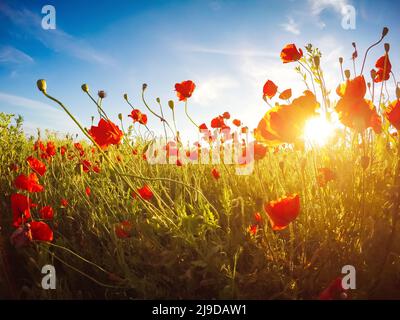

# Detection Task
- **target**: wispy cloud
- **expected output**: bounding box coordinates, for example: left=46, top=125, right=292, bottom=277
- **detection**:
left=280, top=17, right=301, bottom=35
left=0, top=3, right=114, bottom=66
left=179, top=44, right=278, bottom=58
left=0, top=46, right=34, bottom=65
left=308, top=0, right=351, bottom=17
left=192, top=76, right=239, bottom=106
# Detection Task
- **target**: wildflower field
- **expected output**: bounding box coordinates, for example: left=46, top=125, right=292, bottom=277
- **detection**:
left=1, top=26, right=400, bottom=300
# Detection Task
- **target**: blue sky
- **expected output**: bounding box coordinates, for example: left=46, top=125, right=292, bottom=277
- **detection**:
left=0, top=0, right=399, bottom=140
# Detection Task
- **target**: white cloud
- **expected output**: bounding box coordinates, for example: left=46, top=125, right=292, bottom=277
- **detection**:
left=0, top=46, right=34, bottom=65
left=179, top=44, right=278, bottom=58
left=0, top=3, right=114, bottom=66
left=192, top=76, right=239, bottom=106
left=280, top=17, right=301, bottom=35
left=308, top=0, right=351, bottom=17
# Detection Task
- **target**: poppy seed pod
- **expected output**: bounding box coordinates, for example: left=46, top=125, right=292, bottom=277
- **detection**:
left=384, top=43, right=390, bottom=53
left=396, top=85, right=400, bottom=100
left=156, top=97, right=160, bottom=103
left=339, top=57, right=343, bottom=64
left=168, top=100, right=174, bottom=110
left=123, top=93, right=128, bottom=100
left=370, top=69, right=376, bottom=79
left=98, top=90, right=107, bottom=99
left=81, top=83, right=89, bottom=93
left=142, top=83, right=148, bottom=91
left=37, top=79, right=47, bottom=93
left=118, top=113, right=123, bottom=121
left=344, top=69, right=351, bottom=79
left=313, top=55, right=320, bottom=68
left=352, top=42, right=356, bottom=48
left=382, top=27, right=389, bottom=38
left=367, top=82, right=371, bottom=89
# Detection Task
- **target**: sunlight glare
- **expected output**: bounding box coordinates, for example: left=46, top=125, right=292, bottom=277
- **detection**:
left=303, top=116, right=336, bottom=147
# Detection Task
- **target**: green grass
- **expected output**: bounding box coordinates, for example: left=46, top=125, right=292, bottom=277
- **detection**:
left=1, top=110, right=400, bottom=300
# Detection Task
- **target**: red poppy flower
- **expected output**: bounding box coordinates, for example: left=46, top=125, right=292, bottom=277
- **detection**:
left=199, top=123, right=208, bottom=131
left=232, top=119, right=241, bottom=127
left=335, top=76, right=382, bottom=133
left=115, top=221, right=133, bottom=239
left=11, top=193, right=36, bottom=227
left=89, top=118, right=123, bottom=149
left=81, top=160, right=92, bottom=173
left=255, top=90, right=319, bottom=145
left=176, top=159, right=183, bottom=166
left=317, top=168, right=336, bottom=187
left=39, top=206, right=54, bottom=220
left=211, top=168, right=220, bottom=180
left=374, top=54, right=392, bottom=83
left=85, top=187, right=91, bottom=197
left=263, top=80, right=278, bottom=99
left=385, top=100, right=400, bottom=131
left=60, top=146, right=67, bottom=156
left=137, top=185, right=153, bottom=201
left=93, top=165, right=101, bottom=173
left=211, top=115, right=225, bottom=128
left=26, top=156, right=46, bottom=176
left=319, top=277, right=347, bottom=300
left=46, top=141, right=56, bottom=157
left=74, top=143, right=84, bottom=152
left=30, top=221, right=53, bottom=242
left=249, top=224, right=258, bottom=236
left=241, top=126, right=248, bottom=134
left=254, top=212, right=262, bottom=224
left=175, top=80, right=196, bottom=101
left=264, top=194, right=300, bottom=231
left=60, top=198, right=69, bottom=207
left=14, top=173, right=44, bottom=193
left=34, top=140, right=46, bottom=152
left=223, top=112, right=231, bottom=119
left=128, top=109, right=148, bottom=125
left=253, top=141, right=268, bottom=160
left=280, top=44, right=303, bottom=63
left=279, top=88, right=292, bottom=100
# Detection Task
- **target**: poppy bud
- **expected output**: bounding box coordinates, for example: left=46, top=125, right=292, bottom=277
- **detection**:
left=352, top=42, right=356, bottom=48
left=339, top=57, right=343, bottom=64
left=396, top=85, right=400, bottom=100
left=142, top=83, right=148, bottom=91
left=370, top=69, right=376, bottom=80
left=81, top=83, right=89, bottom=93
left=98, top=90, right=106, bottom=99
left=313, top=56, right=320, bottom=68
left=344, top=69, right=351, bottom=79
left=118, top=113, right=123, bottom=121
left=168, top=100, right=174, bottom=110
left=382, top=27, right=389, bottom=38
left=384, top=43, right=390, bottom=53
left=156, top=97, right=160, bottom=103
left=37, top=79, right=47, bottom=93
left=367, top=82, right=371, bottom=89
left=123, top=93, right=128, bottom=100
left=361, top=156, right=370, bottom=170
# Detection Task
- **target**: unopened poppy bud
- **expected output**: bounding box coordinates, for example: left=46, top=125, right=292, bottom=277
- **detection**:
left=168, top=100, right=174, bottom=110
left=37, top=79, right=47, bottom=93
left=313, top=56, right=320, bottom=68
left=344, top=69, right=351, bottom=79
left=382, top=27, right=389, bottom=38
left=339, top=57, right=343, bottom=64
left=352, top=42, right=356, bottom=48
left=118, top=113, right=123, bottom=121
left=361, top=155, right=370, bottom=170
left=123, top=93, right=128, bottom=100
left=81, top=83, right=89, bottom=93
left=367, top=82, right=371, bottom=89
left=98, top=90, right=107, bottom=99
left=370, top=69, right=376, bottom=80
left=396, top=85, right=400, bottom=100
left=156, top=97, right=160, bottom=103
left=384, top=43, right=390, bottom=53
left=142, top=83, right=148, bottom=91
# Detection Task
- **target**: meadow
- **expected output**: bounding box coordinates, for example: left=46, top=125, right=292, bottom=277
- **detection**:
left=1, top=27, right=400, bottom=300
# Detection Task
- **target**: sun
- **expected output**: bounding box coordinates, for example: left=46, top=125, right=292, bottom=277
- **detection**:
left=303, top=115, right=338, bottom=147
